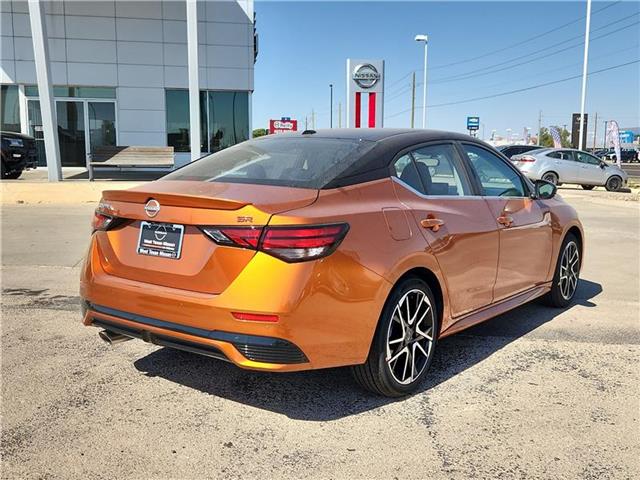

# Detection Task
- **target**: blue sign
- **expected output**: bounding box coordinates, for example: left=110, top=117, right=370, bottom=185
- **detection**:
left=619, top=130, right=634, bottom=143
left=467, top=116, right=480, bottom=130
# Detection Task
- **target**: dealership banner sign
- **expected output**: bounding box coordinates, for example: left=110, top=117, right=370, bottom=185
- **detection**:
left=606, top=120, right=622, bottom=166
left=346, top=59, right=385, bottom=129
left=269, top=119, right=298, bottom=134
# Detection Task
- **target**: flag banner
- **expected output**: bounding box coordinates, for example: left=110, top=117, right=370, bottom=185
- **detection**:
left=606, top=121, right=622, bottom=166
left=550, top=126, right=562, bottom=149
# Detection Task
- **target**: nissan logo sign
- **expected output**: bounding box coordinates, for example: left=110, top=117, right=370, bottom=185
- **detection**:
left=144, top=199, right=160, bottom=218
left=353, top=63, right=380, bottom=89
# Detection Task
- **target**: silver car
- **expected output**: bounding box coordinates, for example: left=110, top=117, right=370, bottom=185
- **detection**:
left=511, top=148, right=628, bottom=191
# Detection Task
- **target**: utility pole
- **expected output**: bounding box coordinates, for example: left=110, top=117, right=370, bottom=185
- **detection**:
left=329, top=84, right=333, bottom=128
left=603, top=120, right=608, bottom=148
left=311, top=109, right=315, bottom=129
left=338, top=103, right=342, bottom=128
left=305, top=116, right=308, bottom=130
left=410, top=71, right=416, bottom=128
left=592, top=112, right=598, bottom=149
left=537, top=110, right=542, bottom=145
left=578, top=0, right=592, bottom=151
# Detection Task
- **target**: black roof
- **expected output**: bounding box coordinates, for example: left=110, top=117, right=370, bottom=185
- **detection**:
left=290, top=129, right=488, bottom=189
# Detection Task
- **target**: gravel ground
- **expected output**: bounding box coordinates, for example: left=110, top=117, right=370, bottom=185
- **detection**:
left=1, top=191, right=638, bottom=479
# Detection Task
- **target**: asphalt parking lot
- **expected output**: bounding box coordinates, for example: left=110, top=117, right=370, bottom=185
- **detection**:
left=1, top=189, right=639, bottom=479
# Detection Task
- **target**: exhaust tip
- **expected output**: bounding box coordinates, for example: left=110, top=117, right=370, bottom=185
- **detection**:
left=98, top=329, right=132, bottom=345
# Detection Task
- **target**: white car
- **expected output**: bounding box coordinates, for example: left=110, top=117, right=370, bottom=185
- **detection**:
left=511, top=148, right=628, bottom=191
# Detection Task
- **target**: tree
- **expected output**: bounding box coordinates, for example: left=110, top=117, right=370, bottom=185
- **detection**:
left=252, top=128, right=268, bottom=138
left=539, top=127, right=571, bottom=148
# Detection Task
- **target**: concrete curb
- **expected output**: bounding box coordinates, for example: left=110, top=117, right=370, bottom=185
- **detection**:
left=0, top=181, right=142, bottom=204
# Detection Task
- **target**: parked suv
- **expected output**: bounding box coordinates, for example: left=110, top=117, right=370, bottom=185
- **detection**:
left=1, top=131, right=37, bottom=179
left=511, top=148, right=628, bottom=191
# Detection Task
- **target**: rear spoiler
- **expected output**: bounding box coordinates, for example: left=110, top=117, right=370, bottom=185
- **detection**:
left=101, top=189, right=250, bottom=210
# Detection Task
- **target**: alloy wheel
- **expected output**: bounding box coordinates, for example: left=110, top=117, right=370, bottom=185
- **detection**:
left=542, top=173, right=558, bottom=185
left=385, top=289, right=434, bottom=385
left=559, top=241, right=579, bottom=300
left=606, top=176, right=621, bottom=191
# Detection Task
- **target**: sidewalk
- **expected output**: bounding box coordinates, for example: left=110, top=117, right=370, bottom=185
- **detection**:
left=0, top=167, right=163, bottom=204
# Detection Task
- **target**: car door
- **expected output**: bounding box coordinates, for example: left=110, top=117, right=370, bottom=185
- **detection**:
left=575, top=151, right=606, bottom=185
left=547, top=150, right=579, bottom=183
left=391, top=142, right=499, bottom=318
left=459, top=143, right=554, bottom=302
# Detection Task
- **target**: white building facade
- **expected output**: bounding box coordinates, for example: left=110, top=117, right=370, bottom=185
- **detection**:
left=0, top=0, right=255, bottom=179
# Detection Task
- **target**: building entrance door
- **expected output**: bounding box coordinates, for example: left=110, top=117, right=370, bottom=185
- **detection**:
left=26, top=98, right=117, bottom=169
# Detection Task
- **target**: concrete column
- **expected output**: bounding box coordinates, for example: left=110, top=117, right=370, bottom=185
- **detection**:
left=28, top=0, right=61, bottom=181
left=186, top=0, right=201, bottom=161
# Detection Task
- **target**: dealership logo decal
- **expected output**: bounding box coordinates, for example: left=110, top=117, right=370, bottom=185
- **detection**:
left=144, top=199, right=160, bottom=218
left=353, top=64, right=380, bottom=89
left=154, top=224, right=168, bottom=241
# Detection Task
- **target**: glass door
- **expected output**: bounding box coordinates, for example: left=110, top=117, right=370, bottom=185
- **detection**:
left=27, top=99, right=46, bottom=167
left=87, top=102, right=116, bottom=155
left=56, top=100, right=86, bottom=167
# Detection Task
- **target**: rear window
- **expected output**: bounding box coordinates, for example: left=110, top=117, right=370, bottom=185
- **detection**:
left=163, top=136, right=376, bottom=189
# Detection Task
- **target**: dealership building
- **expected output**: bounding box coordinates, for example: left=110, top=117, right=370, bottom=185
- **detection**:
left=1, top=0, right=256, bottom=180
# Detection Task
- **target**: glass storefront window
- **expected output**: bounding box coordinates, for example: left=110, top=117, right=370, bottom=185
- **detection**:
left=24, top=85, right=116, bottom=99
left=1, top=85, right=21, bottom=132
left=166, top=89, right=249, bottom=153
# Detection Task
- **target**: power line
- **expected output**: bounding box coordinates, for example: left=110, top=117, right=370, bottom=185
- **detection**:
left=431, top=15, right=639, bottom=84
left=429, top=0, right=622, bottom=70
left=384, top=59, right=639, bottom=119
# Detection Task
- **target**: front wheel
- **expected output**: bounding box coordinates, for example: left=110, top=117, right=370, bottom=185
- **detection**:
left=545, top=233, right=580, bottom=308
left=351, top=277, right=438, bottom=397
left=542, top=172, right=558, bottom=185
left=605, top=175, right=623, bottom=192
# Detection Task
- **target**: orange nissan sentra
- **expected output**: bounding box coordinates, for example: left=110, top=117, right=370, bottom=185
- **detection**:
left=80, top=129, right=583, bottom=396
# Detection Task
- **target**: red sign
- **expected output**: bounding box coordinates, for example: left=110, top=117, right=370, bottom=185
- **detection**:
left=269, top=119, right=298, bottom=134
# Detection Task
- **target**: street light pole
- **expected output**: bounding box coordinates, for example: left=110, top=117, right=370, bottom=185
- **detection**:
left=415, top=34, right=429, bottom=129
left=578, top=0, right=592, bottom=151
left=329, top=84, right=333, bottom=128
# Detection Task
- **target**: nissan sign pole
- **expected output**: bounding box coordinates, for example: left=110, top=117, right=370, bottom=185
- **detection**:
left=346, top=59, right=385, bottom=128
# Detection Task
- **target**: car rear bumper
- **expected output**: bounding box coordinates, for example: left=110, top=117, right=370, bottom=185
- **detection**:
left=80, top=236, right=391, bottom=372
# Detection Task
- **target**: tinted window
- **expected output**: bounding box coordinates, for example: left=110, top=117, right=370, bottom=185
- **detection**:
left=412, top=144, right=470, bottom=196
left=463, top=144, right=526, bottom=197
left=575, top=151, right=601, bottom=165
left=547, top=150, right=573, bottom=161
left=164, top=136, right=375, bottom=189
left=393, top=154, right=425, bottom=194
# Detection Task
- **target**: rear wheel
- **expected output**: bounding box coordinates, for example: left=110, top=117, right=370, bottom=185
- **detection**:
left=545, top=233, right=580, bottom=308
left=542, top=172, right=558, bottom=185
left=4, top=170, right=22, bottom=179
left=351, top=277, right=438, bottom=397
left=581, top=185, right=595, bottom=190
left=605, top=175, right=622, bottom=192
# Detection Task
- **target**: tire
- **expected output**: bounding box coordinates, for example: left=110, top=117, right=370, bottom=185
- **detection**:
left=0, top=161, right=5, bottom=178
left=4, top=170, right=22, bottom=179
left=605, top=175, right=623, bottom=192
left=544, top=233, right=580, bottom=308
left=581, top=185, right=595, bottom=190
left=351, top=277, right=438, bottom=397
left=542, top=172, right=558, bottom=185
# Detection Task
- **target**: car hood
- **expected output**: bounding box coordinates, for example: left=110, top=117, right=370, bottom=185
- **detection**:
left=1, top=131, right=35, bottom=141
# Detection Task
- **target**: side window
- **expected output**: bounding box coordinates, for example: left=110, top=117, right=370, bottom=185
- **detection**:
left=412, top=144, right=470, bottom=196
left=462, top=144, right=526, bottom=197
left=547, top=150, right=572, bottom=160
left=392, top=154, right=425, bottom=194
left=576, top=152, right=601, bottom=165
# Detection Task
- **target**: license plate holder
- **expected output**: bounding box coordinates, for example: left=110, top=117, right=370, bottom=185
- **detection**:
left=137, top=221, right=184, bottom=259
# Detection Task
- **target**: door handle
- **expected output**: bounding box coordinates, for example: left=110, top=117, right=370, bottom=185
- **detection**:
left=497, top=215, right=514, bottom=227
left=420, top=218, right=444, bottom=232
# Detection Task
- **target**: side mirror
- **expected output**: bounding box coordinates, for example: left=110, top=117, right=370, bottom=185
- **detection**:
left=533, top=179, right=556, bottom=200
left=599, top=161, right=606, bottom=169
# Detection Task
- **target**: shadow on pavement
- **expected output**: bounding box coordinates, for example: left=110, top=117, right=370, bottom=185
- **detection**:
left=133, top=279, right=602, bottom=421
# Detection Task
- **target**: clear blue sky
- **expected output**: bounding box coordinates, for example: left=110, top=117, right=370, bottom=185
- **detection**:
left=252, top=1, right=639, bottom=144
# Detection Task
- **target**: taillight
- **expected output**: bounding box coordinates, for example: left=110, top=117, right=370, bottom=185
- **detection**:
left=92, top=212, right=116, bottom=231
left=261, top=224, right=349, bottom=262
left=518, top=155, right=536, bottom=163
left=200, top=223, right=349, bottom=263
left=201, top=226, right=262, bottom=248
